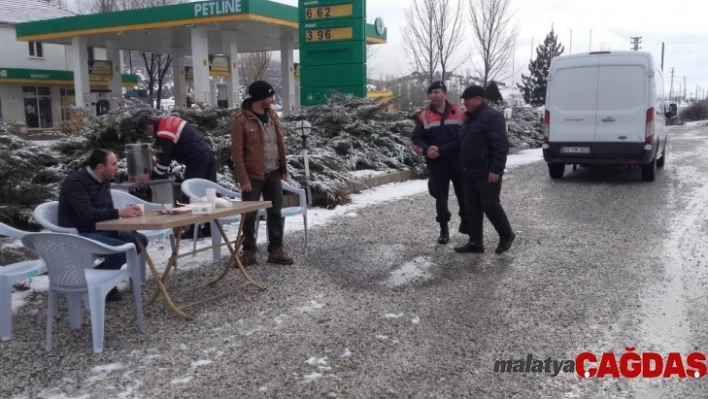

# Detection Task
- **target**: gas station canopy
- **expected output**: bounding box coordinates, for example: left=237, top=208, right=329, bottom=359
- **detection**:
left=14, top=0, right=386, bottom=53
left=12, top=0, right=387, bottom=114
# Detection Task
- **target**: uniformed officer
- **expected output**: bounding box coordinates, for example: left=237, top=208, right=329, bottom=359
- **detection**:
left=135, top=114, right=216, bottom=239
left=410, top=81, right=467, bottom=244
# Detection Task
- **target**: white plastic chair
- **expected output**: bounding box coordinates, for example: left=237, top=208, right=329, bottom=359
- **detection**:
left=32, top=201, right=78, bottom=235
left=0, top=222, right=47, bottom=341
left=21, top=232, right=145, bottom=354
left=110, top=189, right=176, bottom=253
left=253, top=180, right=309, bottom=247
left=181, top=178, right=264, bottom=261
left=276, top=180, right=309, bottom=247
left=33, top=200, right=150, bottom=285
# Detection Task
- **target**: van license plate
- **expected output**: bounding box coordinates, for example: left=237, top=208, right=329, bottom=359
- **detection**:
left=560, top=146, right=590, bottom=154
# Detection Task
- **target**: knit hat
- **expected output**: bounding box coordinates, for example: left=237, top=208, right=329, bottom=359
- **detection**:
left=427, top=80, right=447, bottom=93
left=248, top=80, right=275, bottom=101
left=135, top=114, right=157, bottom=134
left=460, top=85, right=486, bottom=99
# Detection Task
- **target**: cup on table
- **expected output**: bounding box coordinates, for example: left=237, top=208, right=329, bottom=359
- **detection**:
left=133, top=203, right=145, bottom=216
left=205, top=188, right=216, bottom=205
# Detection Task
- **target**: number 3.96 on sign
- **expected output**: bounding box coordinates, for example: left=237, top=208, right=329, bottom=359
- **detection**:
left=305, top=27, right=353, bottom=42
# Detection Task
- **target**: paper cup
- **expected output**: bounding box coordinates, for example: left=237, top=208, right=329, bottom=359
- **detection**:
left=206, top=188, right=217, bottom=204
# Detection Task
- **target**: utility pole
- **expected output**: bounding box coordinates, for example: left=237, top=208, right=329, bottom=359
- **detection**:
left=630, top=36, right=642, bottom=51
left=669, top=67, right=675, bottom=102
left=661, top=42, right=665, bottom=71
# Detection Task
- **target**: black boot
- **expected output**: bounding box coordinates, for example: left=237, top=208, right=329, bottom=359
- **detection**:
left=437, top=223, right=450, bottom=244
left=495, top=232, right=516, bottom=254
left=181, top=223, right=201, bottom=240
left=106, top=287, right=123, bottom=302
left=201, top=223, right=212, bottom=238
left=454, top=241, right=485, bottom=253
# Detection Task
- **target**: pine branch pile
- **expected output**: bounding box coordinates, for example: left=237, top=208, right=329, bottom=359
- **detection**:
left=281, top=97, right=425, bottom=205
left=0, top=96, right=542, bottom=227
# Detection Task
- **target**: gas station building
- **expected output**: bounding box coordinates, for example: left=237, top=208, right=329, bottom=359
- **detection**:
left=3, top=0, right=386, bottom=128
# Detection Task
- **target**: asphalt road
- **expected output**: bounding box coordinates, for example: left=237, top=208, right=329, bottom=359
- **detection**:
left=2, top=124, right=708, bottom=399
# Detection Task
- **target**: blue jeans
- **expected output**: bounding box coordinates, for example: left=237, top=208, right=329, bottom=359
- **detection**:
left=80, top=231, right=148, bottom=270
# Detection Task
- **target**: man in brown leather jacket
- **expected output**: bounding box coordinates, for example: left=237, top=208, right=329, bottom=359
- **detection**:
left=230, top=80, right=294, bottom=266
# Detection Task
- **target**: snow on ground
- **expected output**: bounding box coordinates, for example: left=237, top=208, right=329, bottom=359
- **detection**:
left=683, top=120, right=708, bottom=127
left=348, top=169, right=392, bottom=179
left=8, top=148, right=544, bottom=310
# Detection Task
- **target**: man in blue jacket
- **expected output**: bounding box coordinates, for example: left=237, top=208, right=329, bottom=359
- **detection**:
left=454, top=85, right=516, bottom=254
left=410, top=81, right=467, bottom=244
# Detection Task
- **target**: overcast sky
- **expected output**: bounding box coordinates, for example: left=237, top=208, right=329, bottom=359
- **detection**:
left=273, top=0, right=708, bottom=97
left=64, top=0, right=708, bottom=97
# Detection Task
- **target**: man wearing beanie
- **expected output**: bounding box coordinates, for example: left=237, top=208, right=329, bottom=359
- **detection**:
left=410, top=80, right=467, bottom=244
left=454, top=85, right=516, bottom=254
left=230, top=80, right=294, bottom=266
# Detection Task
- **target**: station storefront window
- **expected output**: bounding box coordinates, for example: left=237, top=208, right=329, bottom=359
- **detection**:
left=60, top=88, right=75, bottom=122
left=23, top=86, right=53, bottom=129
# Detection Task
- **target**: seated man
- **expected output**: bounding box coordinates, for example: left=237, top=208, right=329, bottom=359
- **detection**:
left=58, top=148, right=148, bottom=302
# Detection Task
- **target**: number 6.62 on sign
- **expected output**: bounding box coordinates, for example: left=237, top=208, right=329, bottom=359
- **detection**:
left=305, top=4, right=353, bottom=20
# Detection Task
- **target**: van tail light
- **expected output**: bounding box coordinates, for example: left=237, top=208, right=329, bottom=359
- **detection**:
left=543, top=110, right=550, bottom=143
left=645, top=107, right=655, bottom=143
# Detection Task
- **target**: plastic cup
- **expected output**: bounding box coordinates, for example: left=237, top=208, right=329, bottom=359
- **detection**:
left=206, top=188, right=217, bottom=204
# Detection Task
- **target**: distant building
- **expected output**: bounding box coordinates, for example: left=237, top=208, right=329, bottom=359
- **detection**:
left=0, top=0, right=137, bottom=130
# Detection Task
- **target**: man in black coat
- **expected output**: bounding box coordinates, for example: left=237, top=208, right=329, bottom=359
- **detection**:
left=454, top=85, right=516, bottom=254
left=58, top=148, right=148, bottom=301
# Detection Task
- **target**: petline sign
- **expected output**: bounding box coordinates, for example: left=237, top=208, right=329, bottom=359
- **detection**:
left=194, top=0, right=241, bottom=17
left=494, top=349, right=708, bottom=379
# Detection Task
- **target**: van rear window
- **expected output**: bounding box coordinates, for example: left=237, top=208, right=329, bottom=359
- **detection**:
left=597, top=66, right=645, bottom=111
left=551, top=67, right=598, bottom=111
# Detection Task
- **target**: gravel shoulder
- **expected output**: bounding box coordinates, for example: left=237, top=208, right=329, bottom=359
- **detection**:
left=3, top=126, right=708, bottom=398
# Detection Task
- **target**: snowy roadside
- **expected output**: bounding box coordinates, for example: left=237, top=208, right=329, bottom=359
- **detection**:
left=8, top=148, right=543, bottom=313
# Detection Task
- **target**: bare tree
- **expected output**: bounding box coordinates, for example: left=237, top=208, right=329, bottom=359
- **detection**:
left=434, top=0, right=466, bottom=82
left=121, top=0, right=181, bottom=8
left=367, top=44, right=380, bottom=79
left=48, top=0, right=71, bottom=11
left=468, top=0, right=518, bottom=87
left=76, top=0, right=121, bottom=13
left=402, top=0, right=439, bottom=83
left=140, top=52, right=173, bottom=108
left=402, top=0, right=466, bottom=85
left=239, top=51, right=274, bottom=84
left=130, top=0, right=185, bottom=108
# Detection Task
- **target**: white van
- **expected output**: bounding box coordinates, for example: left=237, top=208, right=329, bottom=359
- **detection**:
left=542, top=51, right=674, bottom=181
